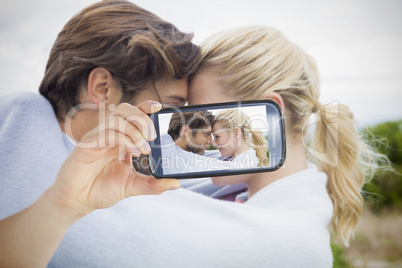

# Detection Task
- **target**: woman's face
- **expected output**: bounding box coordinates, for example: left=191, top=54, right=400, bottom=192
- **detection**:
left=212, top=122, right=235, bottom=157
left=188, top=69, right=240, bottom=105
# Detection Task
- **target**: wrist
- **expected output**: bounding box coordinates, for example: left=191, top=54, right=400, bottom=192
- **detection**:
left=39, top=187, right=90, bottom=227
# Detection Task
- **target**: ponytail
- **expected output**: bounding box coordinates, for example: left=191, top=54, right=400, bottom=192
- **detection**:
left=250, top=129, right=269, bottom=167
left=308, top=102, right=388, bottom=246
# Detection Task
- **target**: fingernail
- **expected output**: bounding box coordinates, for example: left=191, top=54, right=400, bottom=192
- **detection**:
left=149, top=101, right=162, bottom=112
left=149, top=100, right=161, bottom=105
left=147, top=124, right=157, bottom=140
left=168, top=187, right=180, bottom=191
left=131, top=152, right=141, bottom=158
left=150, top=101, right=162, bottom=108
left=143, top=142, right=151, bottom=153
left=150, top=129, right=157, bottom=140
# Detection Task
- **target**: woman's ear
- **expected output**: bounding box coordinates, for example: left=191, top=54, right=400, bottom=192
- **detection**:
left=262, top=92, right=285, bottom=114
left=87, top=67, right=121, bottom=107
left=234, top=127, right=242, bottom=139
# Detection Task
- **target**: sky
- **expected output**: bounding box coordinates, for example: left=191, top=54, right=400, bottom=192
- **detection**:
left=0, top=0, right=401, bottom=126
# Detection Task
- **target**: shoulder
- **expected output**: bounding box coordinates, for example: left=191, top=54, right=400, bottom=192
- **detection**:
left=237, top=149, right=257, bottom=159
left=247, top=163, right=333, bottom=218
left=160, top=133, right=174, bottom=144
left=0, top=92, right=55, bottom=126
left=0, top=92, right=53, bottom=115
left=0, top=92, right=50, bottom=106
left=232, top=149, right=259, bottom=168
left=0, top=92, right=59, bottom=141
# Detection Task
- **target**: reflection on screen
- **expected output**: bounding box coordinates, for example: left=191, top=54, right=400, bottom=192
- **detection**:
left=157, top=106, right=270, bottom=175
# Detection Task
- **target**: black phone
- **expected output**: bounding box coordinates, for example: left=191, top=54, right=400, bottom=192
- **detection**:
left=148, top=100, right=286, bottom=179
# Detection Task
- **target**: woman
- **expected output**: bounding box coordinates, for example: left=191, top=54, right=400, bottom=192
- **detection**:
left=212, top=108, right=269, bottom=169
left=188, top=25, right=386, bottom=246
left=0, top=25, right=387, bottom=267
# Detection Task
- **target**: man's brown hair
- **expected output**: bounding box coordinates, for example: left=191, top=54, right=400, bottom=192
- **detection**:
left=39, top=0, right=201, bottom=120
left=168, top=111, right=215, bottom=141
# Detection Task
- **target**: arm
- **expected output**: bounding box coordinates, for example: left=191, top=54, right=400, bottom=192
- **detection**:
left=0, top=188, right=82, bottom=267
left=0, top=101, right=180, bottom=268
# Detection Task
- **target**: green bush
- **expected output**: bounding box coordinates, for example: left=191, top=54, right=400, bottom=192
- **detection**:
left=331, top=242, right=352, bottom=268
left=362, top=120, right=402, bottom=212
left=206, top=145, right=217, bottom=150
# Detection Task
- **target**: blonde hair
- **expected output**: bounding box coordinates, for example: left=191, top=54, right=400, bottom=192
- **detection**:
left=214, top=109, right=269, bottom=167
left=199, top=26, right=388, bottom=245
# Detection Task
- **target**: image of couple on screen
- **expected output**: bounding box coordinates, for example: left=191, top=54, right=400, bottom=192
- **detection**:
left=160, top=109, right=269, bottom=175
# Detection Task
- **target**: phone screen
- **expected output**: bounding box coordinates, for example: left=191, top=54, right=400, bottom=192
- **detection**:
left=148, top=100, right=285, bottom=179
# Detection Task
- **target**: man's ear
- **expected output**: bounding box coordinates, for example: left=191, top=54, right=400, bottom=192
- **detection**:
left=180, top=125, right=190, bottom=138
left=87, top=67, right=116, bottom=106
left=261, top=92, right=285, bottom=114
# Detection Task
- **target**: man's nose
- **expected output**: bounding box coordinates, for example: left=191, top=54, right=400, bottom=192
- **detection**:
left=207, top=135, right=213, bottom=144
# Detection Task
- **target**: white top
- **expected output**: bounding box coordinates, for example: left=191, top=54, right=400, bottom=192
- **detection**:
left=0, top=93, right=334, bottom=268
left=231, top=148, right=260, bottom=169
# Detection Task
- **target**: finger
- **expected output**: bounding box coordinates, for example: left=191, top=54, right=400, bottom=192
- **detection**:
left=136, top=100, right=163, bottom=114
left=97, top=115, right=150, bottom=155
left=115, top=116, right=151, bottom=154
left=102, top=130, right=140, bottom=156
left=112, top=103, right=157, bottom=141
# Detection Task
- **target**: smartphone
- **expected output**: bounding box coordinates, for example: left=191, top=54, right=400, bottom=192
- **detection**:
left=148, top=100, right=286, bottom=179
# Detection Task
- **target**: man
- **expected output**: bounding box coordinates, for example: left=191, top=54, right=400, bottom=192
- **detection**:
left=0, top=0, right=200, bottom=266
left=39, top=1, right=200, bottom=142
left=159, top=110, right=227, bottom=176
left=168, top=111, right=214, bottom=155
left=0, top=1, right=250, bottom=267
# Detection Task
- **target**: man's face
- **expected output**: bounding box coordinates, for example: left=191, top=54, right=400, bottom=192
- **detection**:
left=186, top=126, right=212, bottom=155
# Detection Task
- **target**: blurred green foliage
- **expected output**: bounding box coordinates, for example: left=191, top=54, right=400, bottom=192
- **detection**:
left=206, top=145, right=217, bottom=150
left=331, top=242, right=352, bottom=268
left=362, top=120, right=402, bottom=212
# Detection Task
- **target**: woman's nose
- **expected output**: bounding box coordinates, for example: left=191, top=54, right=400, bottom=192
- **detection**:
left=212, top=139, right=217, bottom=147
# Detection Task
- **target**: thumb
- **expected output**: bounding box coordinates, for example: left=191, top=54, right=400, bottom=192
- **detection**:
left=127, top=172, right=181, bottom=196
left=149, top=178, right=181, bottom=194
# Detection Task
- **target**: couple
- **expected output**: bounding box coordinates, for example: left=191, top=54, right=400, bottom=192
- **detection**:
left=0, top=0, right=385, bottom=267
left=161, top=109, right=268, bottom=175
